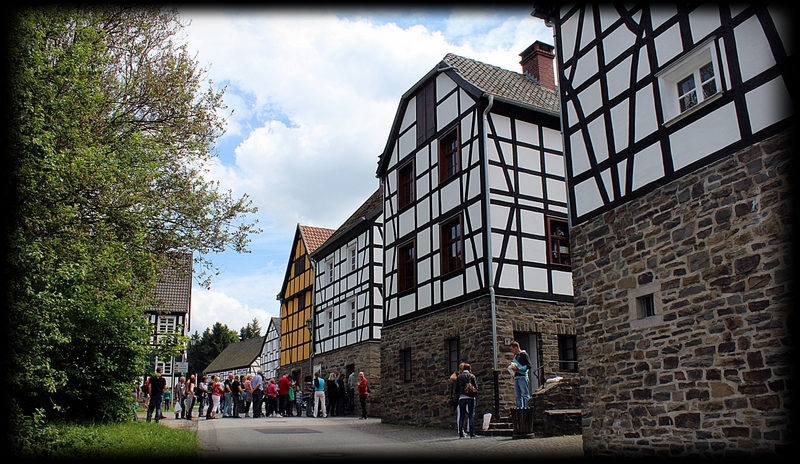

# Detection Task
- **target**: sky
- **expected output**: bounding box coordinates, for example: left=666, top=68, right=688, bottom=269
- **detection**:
left=178, top=6, right=555, bottom=337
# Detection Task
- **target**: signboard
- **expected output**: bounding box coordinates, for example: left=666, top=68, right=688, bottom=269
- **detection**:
left=174, top=362, right=188, bottom=374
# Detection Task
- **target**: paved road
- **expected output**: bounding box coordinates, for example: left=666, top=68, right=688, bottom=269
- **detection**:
left=146, top=413, right=584, bottom=459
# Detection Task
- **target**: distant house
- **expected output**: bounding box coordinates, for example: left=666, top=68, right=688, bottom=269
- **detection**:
left=203, top=335, right=267, bottom=379
left=262, top=316, right=281, bottom=379
left=309, top=187, right=384, bottom=414
left=276, top=224, right=335, bottom=383
left=533, top=3, right=793, bottom=458
left=375, top=42, right=577, bottom=429
left=146, top=251, right=192, bottom=387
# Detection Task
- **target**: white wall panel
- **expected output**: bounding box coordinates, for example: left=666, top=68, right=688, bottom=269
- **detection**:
left=551, top=269, right=574, bottom=296
left=437, top=92, right=459, bottom=131
left=515, top=120, right=540, bottom=146
left=518, top=145, right=542, bottom=172
left=735, top=16, right=775, bottom=83
left=523, top=266, right=549, bottom=292
left=632, top=141, right=664, bottom=191
left=670, top=102, right=740, bottom=170
left=746, top=77, right=794, bottom=134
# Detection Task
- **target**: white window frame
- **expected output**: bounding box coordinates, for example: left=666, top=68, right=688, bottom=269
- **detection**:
left=657, top=38, right=725, bottom=126
left=348, top=245, right=357, bottom=272
left=348, top=297, right=357, bottom=329
left=326, top=258, right=334, bottom=284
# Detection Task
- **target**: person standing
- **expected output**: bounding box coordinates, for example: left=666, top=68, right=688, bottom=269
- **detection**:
left=223, top=373, right=234, bottom=418
left=302, top=375, right=314, bottom=417
left=210, top=375, right=223, bottom=419
left=197, top=375, right=208, bottom=418
left=509, top=341, right=532, bottom=408
left=312, top=372, right=327, bottom=418
left=231, top=375, right=242, bottom=418
left=250, top=370, right=264, bottom=418
left=146, top=368, right=167, bottom=423
left=266, top=378, right=279, bottom=417
left=243, top=374, right=253, bottom=417
left=455, top=363, right=478, bottom=438
left=185, top=375, right=196, bottom=420
left=347, top=371, right=356, bottom=414
left=449, top=363, right=466, bottom=430
left=277, top=373, right=292, bottom=417
left=357, top=371, right=369, bottom=420
left=325, top=373, right=338, bottom=417
left=336, top=374, right=346, bottom=416
left=174, top=375, right=186, bottom=419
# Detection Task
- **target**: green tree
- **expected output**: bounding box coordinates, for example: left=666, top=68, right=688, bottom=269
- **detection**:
left=186, top=323, right=240, bottom=377
left=239, top=317, right=263, bottom=340
left=6, top=4, right=259, bottom=439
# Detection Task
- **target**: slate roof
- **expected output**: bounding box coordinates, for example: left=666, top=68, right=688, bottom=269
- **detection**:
left=149, top=251, right=192, bottom=314
left=442, top=53, right=560, bottom=114
left=310, top=187, right=383, bottom=259
left=298, top=225, right=336, bottom=255
left=203, top=335, right=266, bottom=375
left=268, top=316, right=281, bottom=336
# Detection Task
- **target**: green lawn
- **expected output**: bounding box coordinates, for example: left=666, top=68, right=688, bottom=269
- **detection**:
left=22, top=420, right=200, bottom=459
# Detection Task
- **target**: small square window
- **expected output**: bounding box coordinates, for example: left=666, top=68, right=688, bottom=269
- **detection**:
left=558, top=335, right=578, bottom=372
left=636, top=295, right=656, bottom=319
left=547, top=217, right=571, bottom=266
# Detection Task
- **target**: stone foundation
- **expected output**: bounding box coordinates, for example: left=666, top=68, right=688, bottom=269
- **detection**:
left=572, top=130, right=794, bottom=457
left=311, top=342, right=381, bottom=417
left=380, top=294, right=577, bottom=429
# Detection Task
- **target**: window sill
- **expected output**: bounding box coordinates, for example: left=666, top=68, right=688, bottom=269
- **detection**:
left=663, top=91, right=724, bottom=128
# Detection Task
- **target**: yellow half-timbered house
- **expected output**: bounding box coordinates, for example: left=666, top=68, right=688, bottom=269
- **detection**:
left=277, top=224, right=335, bottom=381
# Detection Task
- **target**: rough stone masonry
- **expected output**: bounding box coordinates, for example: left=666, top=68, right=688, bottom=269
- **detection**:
left=571, top=130, right=793, bottom=458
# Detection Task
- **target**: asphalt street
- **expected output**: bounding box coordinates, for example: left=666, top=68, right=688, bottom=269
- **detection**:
left=144, top=412, right=585, bottom=460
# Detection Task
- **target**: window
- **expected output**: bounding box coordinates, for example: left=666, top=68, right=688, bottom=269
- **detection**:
left=398, top=162, right=415, bottom=210
left=438, top=127, right=460, bottom=183
left=294, top=255, right=306, bottom=277
left=325, top=307, right=333, bottom=337
left=547, top=217, right=570, bottom=265
left=416, top=80, right=435, bottom=145
left=636, top=294, right=656, bottom=319
left=157, top=315, right=176, bottom=343
left=558, top=335, right=578, bottom=372
left=441, top=215, right=464, bottom=274
left=398, top=240, right=416, bottom=293
left=677, top=62, right=717, bottom=112
left=447, top=338, right=460, bottom=375
left=657, top=39, right=724, bottom=125
left=348, top=298, right=357, bottom=329
left=348, top=245, right=357, bottom=271
left=401, top=349, right=412, bottom=382
left=326, top=258, right=334, bottom=284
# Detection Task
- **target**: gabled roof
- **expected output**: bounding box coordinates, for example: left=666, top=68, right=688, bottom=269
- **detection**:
left=299, top=225, right=336, bottom=255
left=203, top=335, right=266, bottom=374
left=442, top=53, right=559, bottom=113
left=268, top=316, right=281, bottom=337
left=377, top=52, right=559, bottom=176
left=148, top=251, right=192, bottom=315
left=310, top=187, right=383, bottom=260
left=277, top=223, right=335, bottom=300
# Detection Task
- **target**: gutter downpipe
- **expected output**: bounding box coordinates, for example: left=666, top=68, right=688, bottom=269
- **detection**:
left=481, top=92, right=500, bottom=419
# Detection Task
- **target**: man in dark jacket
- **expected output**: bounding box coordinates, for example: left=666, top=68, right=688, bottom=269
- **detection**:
left=146, top=368, right=167, bottom=423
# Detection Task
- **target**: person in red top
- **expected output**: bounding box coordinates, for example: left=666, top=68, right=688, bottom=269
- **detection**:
left=357, top=371, right=369, bottom=420
left=278, top=373, right=293, bottom=417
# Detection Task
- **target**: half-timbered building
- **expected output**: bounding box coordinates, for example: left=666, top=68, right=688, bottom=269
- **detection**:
left=277, top=224, right=335, bottom=384
left=376, top=43, right=578, bottom=429
left=309, top=187, right=384, bottom=415
left=533, top=3, right=793, bottom=457
left=146, top=251, right=193, bottom=387
left=262, top=316, right=281, bottom=378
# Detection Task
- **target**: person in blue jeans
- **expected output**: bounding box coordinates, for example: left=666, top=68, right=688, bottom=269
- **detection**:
left=509, top=341, right=532, bottom=408
left=455, top=363, right=478, bottom=438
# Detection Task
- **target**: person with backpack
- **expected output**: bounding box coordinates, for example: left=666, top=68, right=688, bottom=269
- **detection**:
left=454, top=363, right=478, bottom=438
left=509, top=341, right=532, bottom=408
left=312, top=371, right=327, bottom=418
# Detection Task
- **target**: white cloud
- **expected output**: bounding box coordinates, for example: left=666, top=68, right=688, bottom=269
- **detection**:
left=189, top=286, right=274, bottom=337
left=179, top=7, right=554, bottom=334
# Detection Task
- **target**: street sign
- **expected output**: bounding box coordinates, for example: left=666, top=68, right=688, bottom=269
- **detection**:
left=174, top=362, right=188, bottom=374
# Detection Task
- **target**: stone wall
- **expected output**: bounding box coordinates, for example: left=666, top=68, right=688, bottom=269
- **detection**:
left=380, top=294, right=577, bottom=430
left=312, top=342, right=381, bottom=416
left=571, top=130, right=793, bottom=458
left=532, top=376, right=582, bottom=437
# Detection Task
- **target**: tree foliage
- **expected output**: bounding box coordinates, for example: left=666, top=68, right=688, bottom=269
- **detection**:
left=6, top=4, right=259, bottom=436
left=239, top=317, right=263, bottom=340
left=186, top=323, right=241, bottom=377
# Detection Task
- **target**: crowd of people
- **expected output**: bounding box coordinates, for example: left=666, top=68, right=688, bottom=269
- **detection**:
left=139, top=369, right=370, bottom=422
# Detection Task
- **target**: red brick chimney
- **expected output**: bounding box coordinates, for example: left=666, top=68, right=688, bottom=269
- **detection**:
left=520, top=41, right=556, bottom=91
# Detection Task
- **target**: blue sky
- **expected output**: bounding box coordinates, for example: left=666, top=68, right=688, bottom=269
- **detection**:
left=178, top=6, right=554, bottom=335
